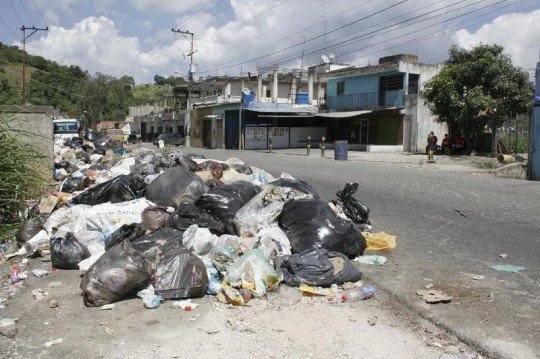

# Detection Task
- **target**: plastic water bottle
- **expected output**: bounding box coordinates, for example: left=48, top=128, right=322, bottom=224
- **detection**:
left=341, top=286, right=375, bottom=302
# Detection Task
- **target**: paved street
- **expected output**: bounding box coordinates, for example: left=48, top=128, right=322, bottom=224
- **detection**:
left=178, top=146, right=540, bottom=359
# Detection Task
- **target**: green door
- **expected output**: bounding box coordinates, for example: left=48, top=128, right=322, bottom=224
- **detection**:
left=375, top=116, right=399, bottom=145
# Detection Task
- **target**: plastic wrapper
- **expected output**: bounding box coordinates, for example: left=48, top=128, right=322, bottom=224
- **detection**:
left=169, top=202, right=226, bottom=234
left=196, top=181, right=259, bottom=234
left=182, top=225, right=217, bottom=256
left=333, top=183, right=370, bottom=225
left=256, top=226, right=291, bottom=258
left=176, top=156, right=199, bottom=172
left=141, top=206, right=172, bottom=231
left=278, top=198, right=366, bottom=258
left=80, top=240, right=154, bottom=307
left=131, top=227, right=184, bottom=263
left=228, top=163, right=252, bottom=175
left=45, top=198, right=155, bottom=236
left=154, top=247, right=209, bottom=300
left=223, top=248, right=282, bottom=297
left=270, top=178, right=320, bottom=198
left=146, top=167, right=208, bottom=208
left=105, top=223, right=146, bottom=251
left=276, top=248, right=362, bottom=287
left=234, top=185, right=312, bottom=236
left=50, top=233, right=91, bottom=269
left=109, top=157, right=136, bottom=178
left=209, top=235, right=257, bottom=272
left=69, top=175, right=145, bottom=206
left=202, top=258, right=221, bottom=295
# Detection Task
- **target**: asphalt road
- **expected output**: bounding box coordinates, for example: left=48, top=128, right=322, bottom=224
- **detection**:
left=178, top=146, right=540, bottom=359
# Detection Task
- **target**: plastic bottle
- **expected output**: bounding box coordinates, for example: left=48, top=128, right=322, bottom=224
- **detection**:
left=341, top=286, right=375, bottom=302
left=9, top=267, right=21, bottom=284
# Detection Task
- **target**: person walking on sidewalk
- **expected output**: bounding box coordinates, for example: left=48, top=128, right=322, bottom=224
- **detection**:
left=426, top=131, right=437, bottom=162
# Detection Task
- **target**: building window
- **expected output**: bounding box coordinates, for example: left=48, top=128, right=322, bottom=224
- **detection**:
left=336, top=81, right=345, bottom=96
left=380, top=74, right=404, bottom=91
left=408, top=74, right=419, bottom=94
left=157, top=126, right=163, bottom=134
left=266, top=89, right=271, bottom=97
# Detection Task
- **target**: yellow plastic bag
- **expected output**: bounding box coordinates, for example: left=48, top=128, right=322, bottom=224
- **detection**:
left=362, top=231, right=397, bottom=251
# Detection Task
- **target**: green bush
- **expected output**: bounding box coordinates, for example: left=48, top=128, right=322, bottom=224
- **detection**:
left=500, top=134, right=528, bottom=154
left=0, top=113, right=49, bottom=241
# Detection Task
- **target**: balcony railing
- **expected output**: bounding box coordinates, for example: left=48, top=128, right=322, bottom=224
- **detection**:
left=326, top=89, right=405, bottom=111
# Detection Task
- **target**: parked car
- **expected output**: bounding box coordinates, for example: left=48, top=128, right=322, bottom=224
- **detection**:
left=153, top=133, right=184, bottom=147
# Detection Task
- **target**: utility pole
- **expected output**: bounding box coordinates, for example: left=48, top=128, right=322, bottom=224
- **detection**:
left=171, top=28, right=195, bottom=147
left=20, top=26, right=48, bottom=105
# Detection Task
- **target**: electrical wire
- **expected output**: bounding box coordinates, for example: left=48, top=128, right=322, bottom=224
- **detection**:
left=0, top=15, right=18, bottom=37
left=30, top=0, right=47, bottom=27
left=17, top=0, right=34, bottom=26
left=8, top=0, right=24, bottom=25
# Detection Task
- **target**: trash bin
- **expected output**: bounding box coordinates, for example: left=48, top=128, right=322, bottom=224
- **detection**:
left=334, top=140, right=348, bottom=161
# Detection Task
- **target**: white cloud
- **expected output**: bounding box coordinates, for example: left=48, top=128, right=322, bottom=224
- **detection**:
left=454, top=9, right=540, bottom=71
left=23, top=16, right=171, bottom=83
left=44, top=9, right=59, bottom=25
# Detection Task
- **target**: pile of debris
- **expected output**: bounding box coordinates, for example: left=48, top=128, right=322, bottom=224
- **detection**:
left=4, top=138, right=397, bottom=310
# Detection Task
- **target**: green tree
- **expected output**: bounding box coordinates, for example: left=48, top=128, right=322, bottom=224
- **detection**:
left=421, top=44, right=533, bottom=155
left=154, top=74, right=185, bottom=86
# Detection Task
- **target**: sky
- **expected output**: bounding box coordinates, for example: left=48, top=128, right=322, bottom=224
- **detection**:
left=0, top=0, right=539, bottom=84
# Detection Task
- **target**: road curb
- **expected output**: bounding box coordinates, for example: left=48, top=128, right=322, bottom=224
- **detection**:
left=364, top=273, right=508, bottom=359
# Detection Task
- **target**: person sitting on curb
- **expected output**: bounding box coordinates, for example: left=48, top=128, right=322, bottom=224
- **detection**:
left=441, top=134, right=452, bottom=153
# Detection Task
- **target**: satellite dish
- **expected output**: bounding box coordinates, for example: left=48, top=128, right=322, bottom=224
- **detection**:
left=321, top=54, right=330, bottom=64
left=242, top=88, right=251, bottom=96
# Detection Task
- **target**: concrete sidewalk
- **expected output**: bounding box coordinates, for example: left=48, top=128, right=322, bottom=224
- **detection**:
left=254, top=148, right=488, bottom=173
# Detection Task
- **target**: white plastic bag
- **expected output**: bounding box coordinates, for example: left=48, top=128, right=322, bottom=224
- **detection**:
left=182, top=225, right=217, bottom=256
left=109, top=157, right=136, bottom=178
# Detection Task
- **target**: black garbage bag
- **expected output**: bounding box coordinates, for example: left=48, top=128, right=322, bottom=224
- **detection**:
left=62, top=176, right=85, bottom=193
left=142, top=206, right=172, bottom=231
left=54, top=160, right=70, bottom=169
left=271, top=178, right=320, bottom=198
left=278, top=198, right=366, bottom=258
left=229, top=163, right=252, bottom=175
left=50, top=233, right=91, bottom=269
left=145, top=167, right=208, bottom=208
left=197, top=161, right=229, bottom=179
left=333, top=183, right=370, bottom=225
left=105, top=223, right=146, bottom=250
left=94, top=144, right=106, bottom=155
left=276, top=248, right=362, bottom=287
left=154, top=247, right=209, bottom=299
left=131, top=227, right=183, bottom=262
left=15, top=214, right=49, bottom=247
left=69, top=175, right=142, bottom=206
left=176, top=156, right=199, bottom=172
left=89, top=164, right=106, bottom=171
left=66, top=137, right=83, bottom=149
left=205, top=178, right=224, bottom=189
left=80, top=240, right=153, bottom=307
left=195, top=181, right=260, bottom=234
left=169, top=202, right=226, bottom=234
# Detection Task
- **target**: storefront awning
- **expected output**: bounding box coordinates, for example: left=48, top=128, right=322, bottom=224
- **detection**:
left=204, top=114, right=223, bottom=119
left=316, top=110, right=372, bottom=118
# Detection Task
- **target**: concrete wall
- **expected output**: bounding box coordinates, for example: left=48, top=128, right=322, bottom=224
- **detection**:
left=326, top=70, right=398, bottom=97
left=399, top=62, right=447, bottom=152
left=0, top=105, right=54, bottom=167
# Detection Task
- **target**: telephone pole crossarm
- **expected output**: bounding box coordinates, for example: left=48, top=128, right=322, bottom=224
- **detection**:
left=20, top=26, right=49, bottom=105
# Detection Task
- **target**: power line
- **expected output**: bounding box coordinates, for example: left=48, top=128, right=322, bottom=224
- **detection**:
left=8, top=0, right=24, bottom=25
left=17, top=0, right=34, bottom=26
left=202, top=0, right=376, bottom=75
left=181, top=0, right=228, bottom=30
left=226, top=0, right=291, bottom=32
left=30, top=0, right=47, bottom=27
left=0, top=15, right=18, bottom=37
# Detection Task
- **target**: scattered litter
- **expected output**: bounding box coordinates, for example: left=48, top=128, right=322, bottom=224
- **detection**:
left=499, top=253, right=508, bottom=258
left=172, top=299, right=199, bottom=311
left=32, top=269, right=49, bottom=278
left=354, top=254, right=387, bottom=265
left=471, top=275, right=485, bottom=280
left=48, top=282, right=63, bottom=288
left=137, top=285, right=161, bottom=309
left=100, top=304, right=115, bottom=310
left=454, top=209, right=468, bottom=218
left=362, top=231, right=397, bottom=250
left=43, top=338, right=63, bottom=348
left=425, top=283, right=434, bottom=289
left=491, top=264, right=525, bottom=273
left=49, top=300, right=59, bottom=308
left=417, top=289, right=452, bottom=303
left=299, top=283, right=332, bottom=296
left=32, top=289, right=48, bottom=301
left=367, top=316, right=378, bottom=326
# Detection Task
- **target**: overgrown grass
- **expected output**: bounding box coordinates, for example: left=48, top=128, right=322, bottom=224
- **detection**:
left=0, top=112, right=49, bottom=241
left=470, top=157, right=502, bottom=169
left=500, top=133, right=529, bottom=154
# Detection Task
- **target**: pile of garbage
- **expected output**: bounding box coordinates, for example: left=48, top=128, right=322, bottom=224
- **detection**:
left=6, top=138, right=397, bottom=309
